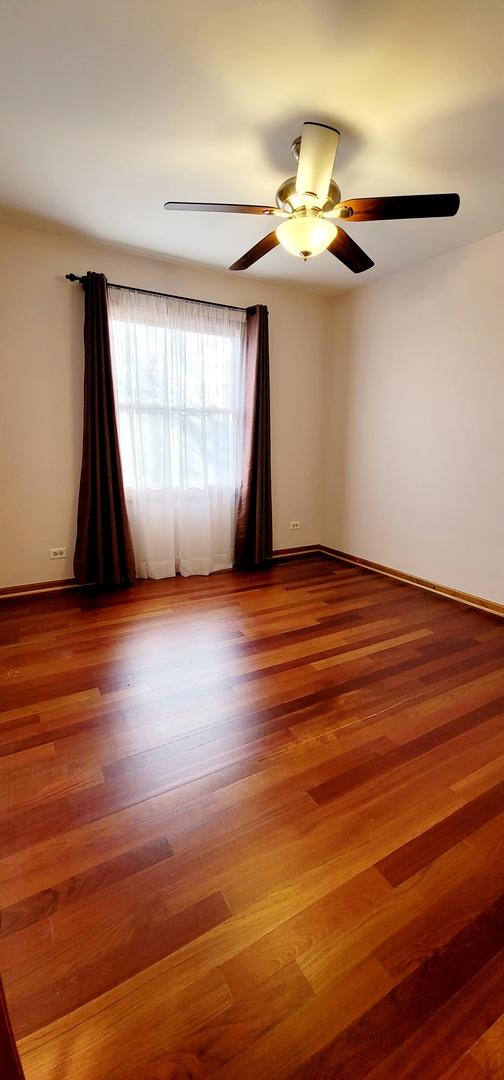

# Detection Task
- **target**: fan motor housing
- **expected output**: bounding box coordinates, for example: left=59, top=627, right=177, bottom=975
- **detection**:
left=275, top=176, right=342, bottom=214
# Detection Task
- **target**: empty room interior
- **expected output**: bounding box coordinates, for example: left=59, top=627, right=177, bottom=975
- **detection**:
left=1, top=1, right=504, bottom=1077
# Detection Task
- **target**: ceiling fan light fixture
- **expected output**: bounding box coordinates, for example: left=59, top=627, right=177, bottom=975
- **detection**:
left=276, top=213, right=337, bottom=259
left=164, top=124, right=460, bottom=274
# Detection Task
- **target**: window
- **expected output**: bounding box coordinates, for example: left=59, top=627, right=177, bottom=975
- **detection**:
left=108, top=286, right=246, bottom=578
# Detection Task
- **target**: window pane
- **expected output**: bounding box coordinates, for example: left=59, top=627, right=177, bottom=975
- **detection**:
left=109, top=296, right=245, bottom=494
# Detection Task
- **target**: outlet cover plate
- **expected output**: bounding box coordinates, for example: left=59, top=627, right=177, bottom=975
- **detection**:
left=49, top=547, right=67, bottom=559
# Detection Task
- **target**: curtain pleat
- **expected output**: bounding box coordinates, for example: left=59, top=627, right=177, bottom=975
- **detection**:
left=73, top=272, right=136, bottom=586
left=234, top=305, right=273, bottom=569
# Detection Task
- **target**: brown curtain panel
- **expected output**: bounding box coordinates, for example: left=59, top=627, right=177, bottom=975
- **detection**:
left=0, top=977, right=25, bottom=1079
left=73, top=272, right=136, bottom=586
left=234, top=305, right=273, bottom=569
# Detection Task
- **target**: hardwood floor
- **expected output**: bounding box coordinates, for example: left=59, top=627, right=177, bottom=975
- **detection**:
left=1, top=555, right=503, bottom=1079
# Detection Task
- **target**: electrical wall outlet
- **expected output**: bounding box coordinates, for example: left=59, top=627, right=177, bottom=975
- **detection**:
left=49, top=547, right=67, bottom=559
left=289, top=521, right=301, bottom=531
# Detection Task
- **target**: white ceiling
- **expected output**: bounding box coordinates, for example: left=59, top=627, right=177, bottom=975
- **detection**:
left=1, top=0, right=503, bottom=292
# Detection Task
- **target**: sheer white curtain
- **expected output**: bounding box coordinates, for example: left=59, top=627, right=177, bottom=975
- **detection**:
left=108, top=287, right=246, bottom=578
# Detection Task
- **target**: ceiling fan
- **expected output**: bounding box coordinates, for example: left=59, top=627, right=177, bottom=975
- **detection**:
left=164, top=122, right=460, bottom=274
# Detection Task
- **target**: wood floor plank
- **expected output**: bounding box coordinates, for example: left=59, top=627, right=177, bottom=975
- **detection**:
left=0, top=835, right=173, bottom=937
left=287, top=893, right=504, bottom=1080
left=440, top=1058, right=490, bottom=1080
left=219, top=867, right=391, bottom=997
left=118, top=962, right=314, bottom=1080
left=8, top=890, right=231, bottom=1036
left=374, top=813, right=504, bottom=982
left=0, top=792, right=215, bottom=909
left=376, top=780, right=504, bottom=886
left=19, top=969, right=233, bottom=1080
left=213, top=956, right=396, bottom=1080
left=470, top=1013, right=504, bottom=1077
left=296, top=819, right=504, bottom=995
left=307, top=696, right=504, bottom=807
left=0, top=556, right=503, bottom=1079
left=365, top=947, right=504, bottom=1080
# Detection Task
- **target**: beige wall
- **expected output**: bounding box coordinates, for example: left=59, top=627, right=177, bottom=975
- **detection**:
left=0, top=220, right=329, bottom=588
left=322, top=229, right=504, bottom=605
left=2, top=219, right=504, bottom=603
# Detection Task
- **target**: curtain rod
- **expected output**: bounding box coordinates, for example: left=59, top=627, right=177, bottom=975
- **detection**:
left=65, top=274, right=247, bottom=313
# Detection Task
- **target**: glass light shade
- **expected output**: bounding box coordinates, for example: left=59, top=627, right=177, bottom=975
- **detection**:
left=276, top=215, right=337, bottom=258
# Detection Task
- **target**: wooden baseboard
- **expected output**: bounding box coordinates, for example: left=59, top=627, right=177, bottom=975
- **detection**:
left=0, top=557, right=318, bottom=597
left=271, top=544, right=321, bottom=559
left=2, top=546, right=502, bottom=618
left=319, top=545, right=504, bottom=618
left=0, top=578, right=84, bottom=600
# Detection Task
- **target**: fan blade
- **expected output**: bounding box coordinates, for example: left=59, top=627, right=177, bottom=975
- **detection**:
left=295, top=122, right=340, bottom=206
left=331, top=193, right=460, bottom=221
left=164, top=201, right=282, bottom=215
left=328, top=227, right=374, bottom=273
left=229, top=231, right=279, bottom=271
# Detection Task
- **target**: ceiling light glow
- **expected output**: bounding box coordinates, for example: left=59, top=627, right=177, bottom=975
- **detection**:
left=276, top=213, right=337, bottom=259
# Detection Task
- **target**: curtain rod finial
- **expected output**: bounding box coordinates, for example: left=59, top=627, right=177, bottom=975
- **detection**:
left=66, top=273, right=81, bottom=282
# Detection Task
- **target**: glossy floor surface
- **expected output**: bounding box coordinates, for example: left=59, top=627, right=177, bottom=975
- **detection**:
left=1, top=556, right=504, bottom=1079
